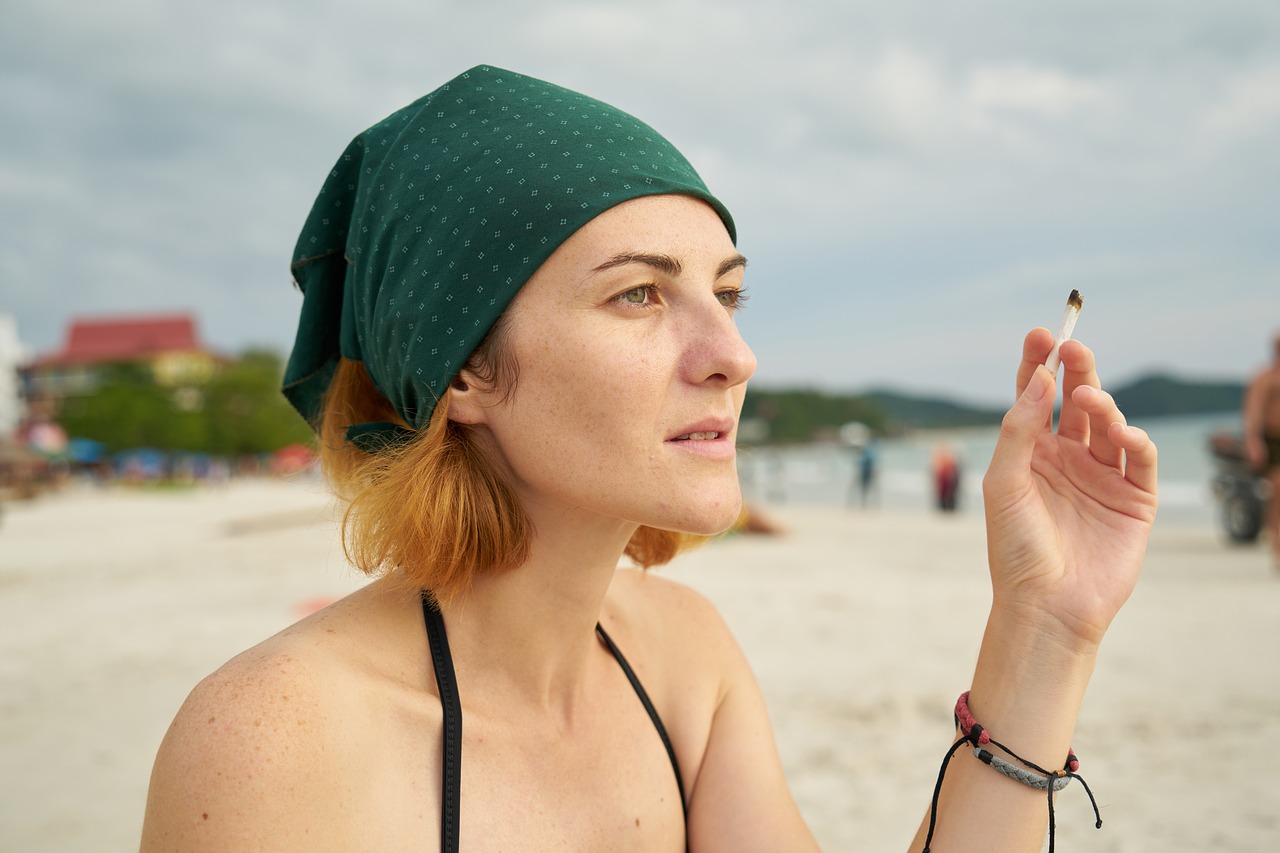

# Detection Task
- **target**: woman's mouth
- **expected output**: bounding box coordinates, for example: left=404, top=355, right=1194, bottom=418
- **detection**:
left=671, top=431, right=721, bottom=441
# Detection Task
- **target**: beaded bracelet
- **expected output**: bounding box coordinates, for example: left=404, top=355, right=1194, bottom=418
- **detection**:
left=922, top=691, right=1102, bottom=853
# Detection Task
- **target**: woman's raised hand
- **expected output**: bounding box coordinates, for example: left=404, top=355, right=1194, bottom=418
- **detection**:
left=981, top=328, right=1159, bottom=651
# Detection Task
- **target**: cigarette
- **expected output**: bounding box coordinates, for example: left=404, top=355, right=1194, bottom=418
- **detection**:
left=1044, top=289, right=1083, bottom=375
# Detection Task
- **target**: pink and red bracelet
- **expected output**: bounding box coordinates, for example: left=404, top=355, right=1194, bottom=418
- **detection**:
left=923, top=691, right=1102, bottom=853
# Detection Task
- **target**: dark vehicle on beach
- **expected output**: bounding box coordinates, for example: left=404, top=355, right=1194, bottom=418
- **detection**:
left=1208, top=432, right=1271, bottom=543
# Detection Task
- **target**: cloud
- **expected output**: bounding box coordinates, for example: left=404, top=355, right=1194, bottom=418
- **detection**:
left=966, top=63, right=1112, bottom=118
left=1199, top=62, right=1280, bottom=146
left=1, top=0, right=1277, bottom=405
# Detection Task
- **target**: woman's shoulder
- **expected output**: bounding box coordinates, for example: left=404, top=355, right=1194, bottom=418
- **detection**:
left=168, top=584, right=422, bottom=733
left=601, top=568, right=747, bottom=714
left=604, top=567, right=732, bottom=649
left=140, top=638, right=354, bottom=849
left=141, top=585, right=434, bottom=851
left=170, top=618, right=366, bottom=743
left=160, top=583, right=430, bottom=757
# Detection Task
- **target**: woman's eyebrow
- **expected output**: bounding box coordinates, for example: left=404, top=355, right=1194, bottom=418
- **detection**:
left=717, top=254, right=748, bottom=278
left=592, top=252, right=682, bottom=276
left=590, top=252, right=748, bottom=278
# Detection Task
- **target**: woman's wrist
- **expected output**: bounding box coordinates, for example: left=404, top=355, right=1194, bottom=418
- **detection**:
left=977, top=602, right=1099, bottom=689
left=988, top=589, right=1108, bottom=657
left=966, top=605, right=1098, bottom=769
left=915, top=609, right=1104, bottom=852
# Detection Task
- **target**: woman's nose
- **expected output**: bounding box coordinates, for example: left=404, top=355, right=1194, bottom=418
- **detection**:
left=685, top=299, right=757, bottom=388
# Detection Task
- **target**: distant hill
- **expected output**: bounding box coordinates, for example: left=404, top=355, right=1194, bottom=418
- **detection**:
left=741, top=388, right=889, bottom=444
left=859, top=389, right=1005, bottom=430
left=1110, top=374, right=1244, bottom=418
left=742, top=386, right=1004, bottom=443
left=867, top=374, right=1247, bottom=427
left=743, top=373, right=1246, bottom=443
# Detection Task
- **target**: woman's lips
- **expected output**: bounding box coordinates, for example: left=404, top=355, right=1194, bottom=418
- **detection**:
left=671, top=431, right=722, bottom=441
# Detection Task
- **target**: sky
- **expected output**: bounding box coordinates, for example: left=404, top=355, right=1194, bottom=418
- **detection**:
left=1, top=0, right=1277, bottom=406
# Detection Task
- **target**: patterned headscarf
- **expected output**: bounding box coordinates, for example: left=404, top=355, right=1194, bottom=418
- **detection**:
left=283, top=64, right=735, bottom=446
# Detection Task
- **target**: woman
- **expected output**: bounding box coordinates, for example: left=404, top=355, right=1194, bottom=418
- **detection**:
left=140, top=65, right=1157, bottom=852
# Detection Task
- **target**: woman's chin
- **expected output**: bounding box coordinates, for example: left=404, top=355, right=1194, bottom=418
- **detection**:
left=670, top=493, right=745, bottom=537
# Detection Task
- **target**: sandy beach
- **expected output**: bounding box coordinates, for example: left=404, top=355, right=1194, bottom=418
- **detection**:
left=1, top=477, right=1276, bottom=852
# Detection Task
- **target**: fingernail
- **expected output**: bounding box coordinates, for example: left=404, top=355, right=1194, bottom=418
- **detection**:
left=1023, top=368, right=1049, bottom=402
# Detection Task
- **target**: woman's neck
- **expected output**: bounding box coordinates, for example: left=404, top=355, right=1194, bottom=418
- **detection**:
left=434, top=507, right=639, bottom=716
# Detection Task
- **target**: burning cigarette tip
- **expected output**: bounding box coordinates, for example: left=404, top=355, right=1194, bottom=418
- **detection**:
left=1067, top=289, right=1083, bottom=311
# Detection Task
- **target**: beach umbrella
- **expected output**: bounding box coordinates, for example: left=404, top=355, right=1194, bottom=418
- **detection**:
left=67, top=437, right=107, bottom=465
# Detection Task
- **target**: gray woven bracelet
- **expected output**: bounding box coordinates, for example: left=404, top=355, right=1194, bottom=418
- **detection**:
left=974, top=747, right=1072, bottom=792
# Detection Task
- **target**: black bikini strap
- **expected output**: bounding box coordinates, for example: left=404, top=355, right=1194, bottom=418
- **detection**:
left=421, top=595, right=462, bottom=853
left=595, top=623, right=688, bottom=818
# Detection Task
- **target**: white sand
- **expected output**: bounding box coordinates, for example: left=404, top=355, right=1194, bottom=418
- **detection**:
left=0, top=478, right=1276, bottom=851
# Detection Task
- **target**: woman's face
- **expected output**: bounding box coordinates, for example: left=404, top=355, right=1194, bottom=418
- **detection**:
left=454, top=194, right=756, bottom=537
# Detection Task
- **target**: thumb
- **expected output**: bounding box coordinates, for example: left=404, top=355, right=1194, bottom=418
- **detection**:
left=984, top=366, right=1054, bottom=497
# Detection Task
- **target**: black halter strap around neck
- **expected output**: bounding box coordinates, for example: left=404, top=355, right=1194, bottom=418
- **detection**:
left=420, top=595, right=687, bottom=852
left=421, top=597, right=463, bottom=852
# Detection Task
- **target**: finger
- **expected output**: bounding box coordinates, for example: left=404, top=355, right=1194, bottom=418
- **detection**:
left=1056, top=340, right=1101, bottom=443
left=1016, top=328, right=1055, bottom=432
left=1015, top=328, right=1055, bottom=397
left=1070, top=384, right=1124, bottom=468
left=985, top=365, right=1055, bottom=502
left=1109, top=422, right=1158, bottom=495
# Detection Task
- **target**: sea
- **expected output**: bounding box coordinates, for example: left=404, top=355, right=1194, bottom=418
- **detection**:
left=736, top=411, right=1247, bottom=532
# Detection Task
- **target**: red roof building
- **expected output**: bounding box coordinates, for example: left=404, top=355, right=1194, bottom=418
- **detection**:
left=36, top=315, right=201, bottom=366
left=24, top=314, right=222, bottom=400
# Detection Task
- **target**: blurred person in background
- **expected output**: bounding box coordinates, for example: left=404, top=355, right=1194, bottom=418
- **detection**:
left=1243, top=332, right=1280, bottom=568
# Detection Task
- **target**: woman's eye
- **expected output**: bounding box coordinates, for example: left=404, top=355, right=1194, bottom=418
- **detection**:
left=716, top=288, right=749, bottom=310
left=615, top=286, right=654, bottom=306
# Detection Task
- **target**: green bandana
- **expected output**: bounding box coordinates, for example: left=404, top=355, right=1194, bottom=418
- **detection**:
left=283, top=64, right=735, bottom=442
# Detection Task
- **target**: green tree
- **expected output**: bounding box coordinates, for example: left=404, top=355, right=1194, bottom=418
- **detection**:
left=741, top=388, right=888, bottom=445
left=57, top=364, right=207, bottom=453
left=203, top=350, right=313, bottom=455
left=56, top=351, right=312, bottom=455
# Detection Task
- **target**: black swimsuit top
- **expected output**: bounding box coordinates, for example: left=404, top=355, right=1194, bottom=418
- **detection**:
left=421, top=596, right=687, bottom=852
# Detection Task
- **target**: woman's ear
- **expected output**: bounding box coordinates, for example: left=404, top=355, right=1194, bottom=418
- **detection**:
left=444, top=368, right=491, bottom=425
